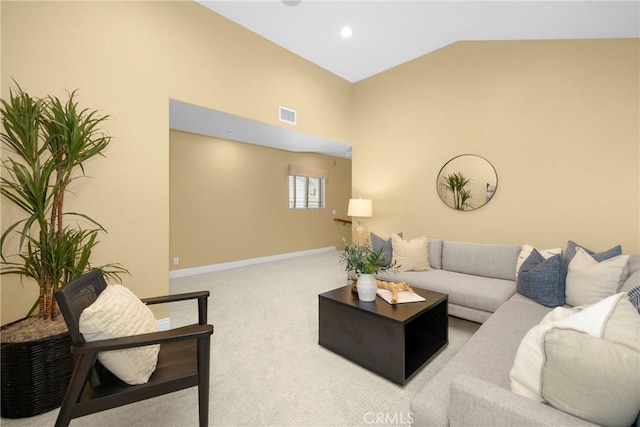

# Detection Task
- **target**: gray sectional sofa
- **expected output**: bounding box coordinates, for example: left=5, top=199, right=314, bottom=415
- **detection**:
left=374, top=239, right=640, bottom=426
left=378, top=239, right=522, bottom=323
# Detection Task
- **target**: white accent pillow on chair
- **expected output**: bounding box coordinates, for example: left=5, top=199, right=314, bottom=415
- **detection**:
left=79, top=284, right=159, bottom=385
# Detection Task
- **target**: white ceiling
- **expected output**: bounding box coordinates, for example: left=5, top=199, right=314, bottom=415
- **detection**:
left=173, top=1, right=638, bottom=159
left=198, top=0, right=640, bottom=83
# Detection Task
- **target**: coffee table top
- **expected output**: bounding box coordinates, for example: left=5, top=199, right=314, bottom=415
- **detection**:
left=319, top=285, right=447, bottom=324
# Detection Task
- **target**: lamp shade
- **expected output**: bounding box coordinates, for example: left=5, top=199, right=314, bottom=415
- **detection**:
left=347, top=198, right=373, bottom=217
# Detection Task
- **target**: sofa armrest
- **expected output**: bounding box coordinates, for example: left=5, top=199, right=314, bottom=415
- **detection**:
left=449, top=375, right=597, bottom=427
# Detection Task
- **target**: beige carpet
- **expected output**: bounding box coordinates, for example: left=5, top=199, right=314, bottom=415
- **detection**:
left=1, top=251, right=479, bottom=427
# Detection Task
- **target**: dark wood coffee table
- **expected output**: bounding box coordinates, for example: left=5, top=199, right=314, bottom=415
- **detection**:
left=318, top=285, right=448, bottom=385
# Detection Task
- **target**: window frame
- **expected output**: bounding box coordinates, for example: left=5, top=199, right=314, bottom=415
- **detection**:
left=288, top=175, right=326, bottom=209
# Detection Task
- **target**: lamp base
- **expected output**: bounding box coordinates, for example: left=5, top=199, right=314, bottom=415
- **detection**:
left=353, top=225, right=368, bottom=247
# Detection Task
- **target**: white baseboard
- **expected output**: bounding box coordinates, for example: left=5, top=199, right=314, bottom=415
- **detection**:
left=169, top=246, right=336, bottom=279
left=156, top=317, right=171, bottom=331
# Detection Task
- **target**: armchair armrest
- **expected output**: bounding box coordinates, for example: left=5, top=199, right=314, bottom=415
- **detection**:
left=72, top=324, right=213, bottom=355
left=449, top=375, right=597, bottom=427
left=141, top=290, right=209, bottom=325
left=140, top=290, right=209, bottom=305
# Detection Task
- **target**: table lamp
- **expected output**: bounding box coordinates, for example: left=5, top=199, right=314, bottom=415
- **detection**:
left=347, top=198, right=373, bottom=246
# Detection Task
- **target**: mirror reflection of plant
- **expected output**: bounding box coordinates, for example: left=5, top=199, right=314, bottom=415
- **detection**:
left=459, top=187, right=472, bottom=209
left=441, top=172, right=473, bottom=210
left=0, top=83, right=128, bottom=321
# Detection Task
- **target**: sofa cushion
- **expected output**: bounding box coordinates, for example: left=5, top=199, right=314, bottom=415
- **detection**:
left=442, top=241, right=521, bottom=281
left=391, top=234, right=430, bottom=271
left=510, top=294, right=640, bottom=427
left=621, top=254, right=640, bottom=293
left=622, top=270, right=640, bottom=293
left=410, top=299, right=551, bottom=426
left=377, top=269, right=515, bottom=313
left=563, top=240, right=622, bottom=265
left=626, top=253, right=640, bottom=275
left=516, top=251, right=567, bottom=307
left=509, top=292, right=548, bottom=306
left=565, top=247, right=629, bottom=306
left=429, top=238, right=443, bottom=269
left=79, top=284, right=160, bottom=385
left=370, top=231, right=401, bottom=267
left=449, top=375, right=598, bottom=427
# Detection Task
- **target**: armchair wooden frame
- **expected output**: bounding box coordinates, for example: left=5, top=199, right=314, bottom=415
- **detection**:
left=54, top=270, right=214, bottom=427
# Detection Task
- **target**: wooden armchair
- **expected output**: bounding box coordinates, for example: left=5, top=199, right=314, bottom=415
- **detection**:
left=54, top=269, right=213, bottom=427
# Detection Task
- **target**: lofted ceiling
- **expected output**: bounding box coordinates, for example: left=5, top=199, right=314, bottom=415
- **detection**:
left=173, top=1, right=639, bottom=159
left=198, top=0, right=640, bottom=83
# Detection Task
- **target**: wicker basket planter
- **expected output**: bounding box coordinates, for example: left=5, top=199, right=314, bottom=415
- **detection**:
left=1, top=321, right=76, bottom=419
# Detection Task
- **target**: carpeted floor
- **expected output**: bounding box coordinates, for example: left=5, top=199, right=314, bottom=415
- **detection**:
left=2, top=250, right=479, bottom=427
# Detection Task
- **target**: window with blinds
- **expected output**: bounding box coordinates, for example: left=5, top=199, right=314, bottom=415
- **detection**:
left=288, top=175, right=325, bottom=209
left=287, top=164, right=328, bottom=210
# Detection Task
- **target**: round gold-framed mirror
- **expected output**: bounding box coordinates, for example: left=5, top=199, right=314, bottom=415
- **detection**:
left=437, top=154, right=497, bottom=211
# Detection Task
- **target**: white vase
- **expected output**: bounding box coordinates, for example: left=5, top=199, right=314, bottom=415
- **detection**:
left=356, top=274, right=378, bottom=302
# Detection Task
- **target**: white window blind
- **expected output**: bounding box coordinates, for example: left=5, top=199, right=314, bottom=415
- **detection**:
left=288, top=165, right=327, bottom=209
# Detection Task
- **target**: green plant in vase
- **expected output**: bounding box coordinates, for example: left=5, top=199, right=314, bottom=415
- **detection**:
left=340, top=240, right=395, bottom=302
left=0, top=83, right=127, bottom=418
left=1, top=84, right=127, bottom=321
left=339, top=242, right=386, bottom=275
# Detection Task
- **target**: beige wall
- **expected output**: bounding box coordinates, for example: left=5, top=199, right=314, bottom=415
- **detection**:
left=170, top=130, right=352, bottom=269
left=2, top=2, right=638, bottom=326
left=1, top=1, right=352, bottom=325
left=353, top=39, right=639, bottom=253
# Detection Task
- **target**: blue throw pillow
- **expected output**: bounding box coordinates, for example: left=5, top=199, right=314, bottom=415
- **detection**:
left=370, top=232, right=402, bottom=267
left=517, top=250, right=567, bottom=307
left=564, top=240, right=622, bottom=265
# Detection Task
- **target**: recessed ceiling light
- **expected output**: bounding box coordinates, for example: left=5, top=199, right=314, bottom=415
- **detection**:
left=340, top=27, right=353, bottom=39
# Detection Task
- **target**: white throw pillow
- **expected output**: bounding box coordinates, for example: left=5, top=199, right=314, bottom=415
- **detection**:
left=79, top=284, right=160, bottom=385
left=565, top=247, right=629, bottom=306
left=391, top=234, right=430, bottom=272
left=515, top=244, right=562, bottom=280
left=510, top=294, right=640, bottom=427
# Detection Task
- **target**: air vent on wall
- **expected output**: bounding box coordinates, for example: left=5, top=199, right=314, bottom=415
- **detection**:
left=279, top=106, right=297, bottom=125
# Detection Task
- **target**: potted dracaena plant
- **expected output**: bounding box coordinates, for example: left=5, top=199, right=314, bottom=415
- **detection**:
left=0, top=83, right=127, bottom=419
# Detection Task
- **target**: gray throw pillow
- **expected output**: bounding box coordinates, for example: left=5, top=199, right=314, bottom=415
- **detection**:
left=517, top=250, right=567, bottom=307
left=621, top=270, right=639, bottom=293
left=564, top=240, right=622, bottom=265
left=370, top=232, right=401, bottom=267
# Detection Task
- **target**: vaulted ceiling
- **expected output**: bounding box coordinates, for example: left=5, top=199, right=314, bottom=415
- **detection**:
left=174, top=1, right=639, bottom=158
left=198, top=1, right=639, bottom=83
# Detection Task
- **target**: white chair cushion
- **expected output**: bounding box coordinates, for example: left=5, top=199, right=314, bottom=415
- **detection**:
left=79, top=284, right=159, bottom=385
